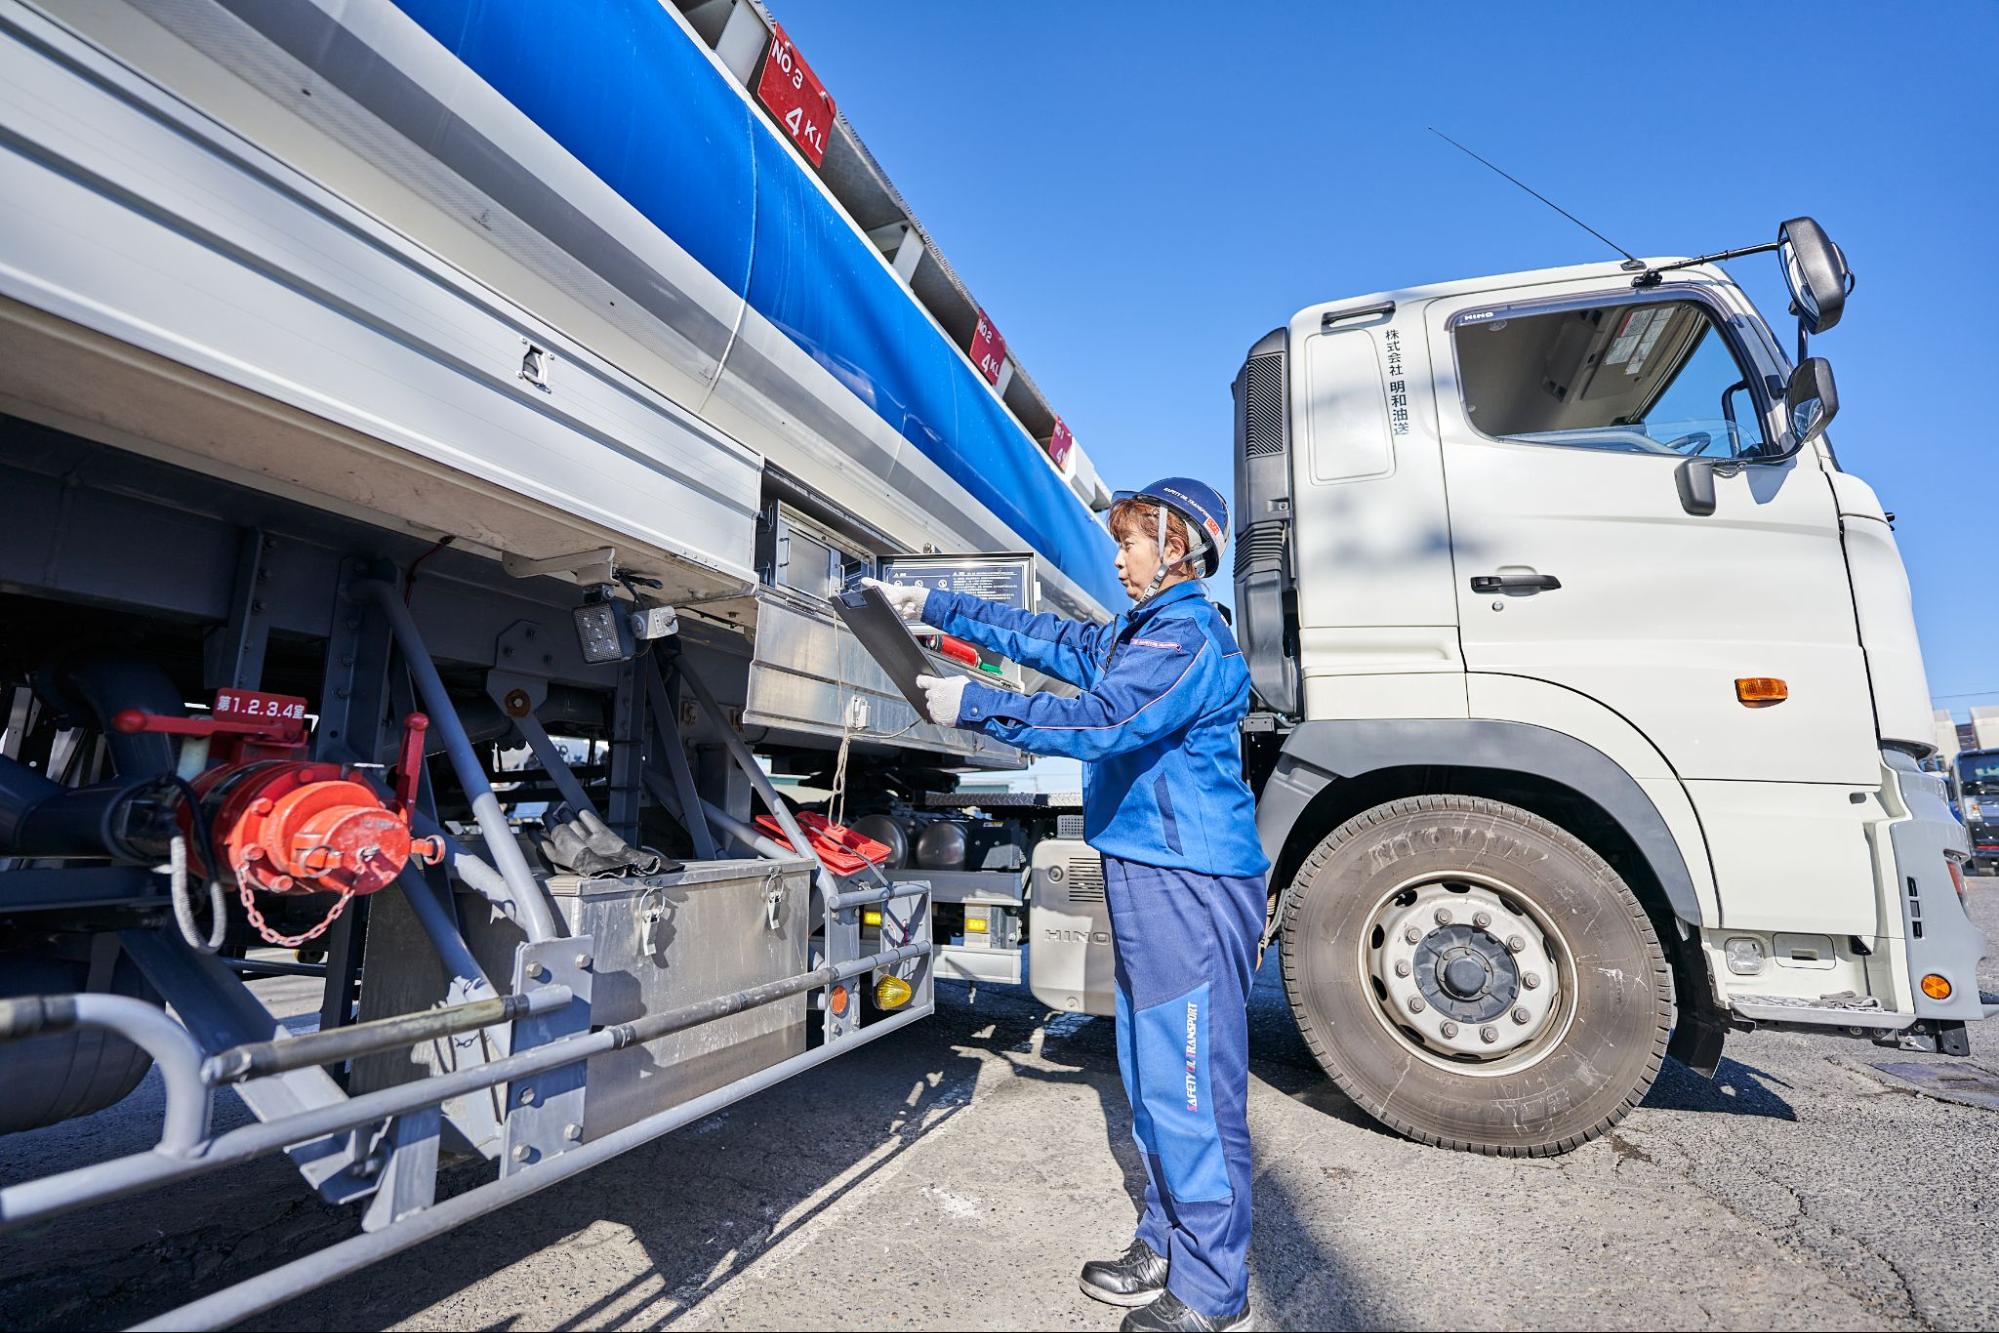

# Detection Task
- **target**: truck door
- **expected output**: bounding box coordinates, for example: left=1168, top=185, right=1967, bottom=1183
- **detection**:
left=1426, top=283, right=1879, bottom=799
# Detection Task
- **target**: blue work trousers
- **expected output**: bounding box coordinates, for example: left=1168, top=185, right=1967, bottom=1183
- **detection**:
left=1105, top=856, right=1263, bottom=1317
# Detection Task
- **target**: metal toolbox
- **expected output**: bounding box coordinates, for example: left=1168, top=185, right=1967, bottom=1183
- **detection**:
left=546, top=858, right=811, bottom=1140
left=353, top=857, right=812, bottom=1144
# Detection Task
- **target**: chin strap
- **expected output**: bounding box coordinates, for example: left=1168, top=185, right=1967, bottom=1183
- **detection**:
left=1138, top=503, right=1172, bottom=603
left=1134, top=502, right=1211, bottom=605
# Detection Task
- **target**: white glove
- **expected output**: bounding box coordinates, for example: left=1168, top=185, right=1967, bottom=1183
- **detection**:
left=861, top=577, right=927, bottom=622
left=915, top=673, right=968, bottom=727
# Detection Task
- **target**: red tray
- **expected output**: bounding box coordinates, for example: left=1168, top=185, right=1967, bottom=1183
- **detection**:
left=753, top=811, right=892, bottom=875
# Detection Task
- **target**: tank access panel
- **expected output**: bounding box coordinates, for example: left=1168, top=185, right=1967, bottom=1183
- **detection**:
left=878, top=552, right=1037, bottom=691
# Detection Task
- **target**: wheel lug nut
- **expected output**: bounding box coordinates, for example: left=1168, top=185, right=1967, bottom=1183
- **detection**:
left=1506, top=935, right=1526, bottom=953
left=1523, top=972, right=1542, bottom=990
left=1407, top=996, right=1426, bottom=1013
left=1473, top=911, right=1492, bottom=929
left=1512, top=1007, right=1531, bottom=1024
left=1434, top=907, right=1453, bottom=926
left=1393, top=961, right=1411, bottom=978
left=1440, top=1020, right=1459, bottom=1038
left=1404, top=927, right=1422, bottom=944
left=1480, top=1025, right=1498, bottom=1044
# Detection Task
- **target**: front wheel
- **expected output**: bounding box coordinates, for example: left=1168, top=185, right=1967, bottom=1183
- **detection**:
left=1280, top=794, right=1670, bottom=1156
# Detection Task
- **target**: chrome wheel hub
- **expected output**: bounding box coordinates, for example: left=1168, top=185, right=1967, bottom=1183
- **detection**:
left=1372, top=880, right=1561, bottom=1061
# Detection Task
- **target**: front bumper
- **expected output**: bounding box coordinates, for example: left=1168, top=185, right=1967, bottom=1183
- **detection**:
left=1965, top=820, right=1999, bottom=866
left=1887, top=752, right=1990, bottom=1021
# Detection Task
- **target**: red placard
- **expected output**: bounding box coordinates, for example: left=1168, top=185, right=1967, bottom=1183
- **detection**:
left=1046, top=418, right=1075, bottom=470
left=969, top=310, right=1007, bottom=385
left=213, top=688, right=310, bottom=740
left=755, top=24, right=835, bottom=167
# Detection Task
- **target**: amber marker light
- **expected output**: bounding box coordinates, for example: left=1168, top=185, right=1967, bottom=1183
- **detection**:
left=1736, top=677, right=1789, bottom=707
left=829, top=983, right=850, bottom=1017
left=1921, top=974, right=1953, bottom=1001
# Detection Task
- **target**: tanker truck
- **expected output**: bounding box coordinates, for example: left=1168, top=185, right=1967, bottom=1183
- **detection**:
left=2, top=1, right=1990, bottom=1325
left=0, top=1, right=1114, bottom=1323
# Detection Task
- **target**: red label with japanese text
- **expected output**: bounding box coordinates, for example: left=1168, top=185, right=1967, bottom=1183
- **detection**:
left=970, top=310, right=1007, bottom=385
left=755, top=24, right=835, bottom=167
left=1047, top=418, right=1075, bottom=470
left=214, top=688, right=310, bottom=739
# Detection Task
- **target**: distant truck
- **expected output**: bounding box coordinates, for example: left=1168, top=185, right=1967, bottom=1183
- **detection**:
left=1955, top=749, right=1999, bottom=874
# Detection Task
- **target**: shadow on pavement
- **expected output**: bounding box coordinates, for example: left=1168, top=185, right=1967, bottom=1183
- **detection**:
left=988, top=1005, right=1154, bottom=1221
left=1641, top=1054, right=1799, bottom=1121
left=5, top=956, right=1383, bottom=1331
left=999, top=980, right=1377, bottom=1331
left=5, top=992, right=1005, bottom=1332
left=1247, top=1166, right=1378, bottom=1331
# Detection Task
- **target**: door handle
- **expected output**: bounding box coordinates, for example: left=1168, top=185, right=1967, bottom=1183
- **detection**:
left=1470, top=574, right=1562, bottom=594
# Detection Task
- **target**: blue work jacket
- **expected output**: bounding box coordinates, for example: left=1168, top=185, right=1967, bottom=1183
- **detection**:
left=923, top=580, right=1269, bottom=878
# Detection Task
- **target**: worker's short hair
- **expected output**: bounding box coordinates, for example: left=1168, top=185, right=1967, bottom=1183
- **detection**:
left=1107, top=498, right=1196, bottom=573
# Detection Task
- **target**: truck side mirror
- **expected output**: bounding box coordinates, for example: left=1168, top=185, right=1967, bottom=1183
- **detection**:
left=1779, top=218, right=1850, bottom=336
left=1785, top=357, right=1839, bottom=449
left=1675, top=458, right=1719, bottom=515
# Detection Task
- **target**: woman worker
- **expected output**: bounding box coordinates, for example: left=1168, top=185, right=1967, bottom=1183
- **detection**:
left=864, top=477, right=1266, bottom=1333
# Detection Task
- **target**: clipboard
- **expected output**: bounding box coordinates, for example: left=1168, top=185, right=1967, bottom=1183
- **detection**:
left=829, top=585, right=940, bottom=712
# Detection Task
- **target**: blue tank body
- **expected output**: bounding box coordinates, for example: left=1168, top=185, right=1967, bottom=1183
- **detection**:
left=390, top=0, right=1123, bottom=611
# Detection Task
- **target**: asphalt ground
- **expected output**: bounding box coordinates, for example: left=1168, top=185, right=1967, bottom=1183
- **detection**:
left=4, top=880, right=1998, bottom=1331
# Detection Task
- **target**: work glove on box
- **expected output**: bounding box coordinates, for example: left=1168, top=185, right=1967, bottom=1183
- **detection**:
left=860, top=576, right=926, bottom=621
left=914, top=673, right=969, bottom=727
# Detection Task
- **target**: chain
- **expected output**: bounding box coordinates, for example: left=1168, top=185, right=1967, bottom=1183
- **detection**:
left=237, top=872, right=354, bottom=948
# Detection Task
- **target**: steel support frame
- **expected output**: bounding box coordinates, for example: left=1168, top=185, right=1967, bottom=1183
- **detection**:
left=134, top=1003, right=931, bottom=1332
left=0, top=941, right=930, bottom=1331
left=0, top=422, right=940, bottom=1322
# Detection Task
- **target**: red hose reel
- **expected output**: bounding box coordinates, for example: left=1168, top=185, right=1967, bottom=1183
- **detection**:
left=114, top=691, right=441, bottom=945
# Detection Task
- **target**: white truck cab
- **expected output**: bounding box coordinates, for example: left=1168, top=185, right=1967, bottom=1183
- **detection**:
left=1234, top=221, right=1988, bottom=1155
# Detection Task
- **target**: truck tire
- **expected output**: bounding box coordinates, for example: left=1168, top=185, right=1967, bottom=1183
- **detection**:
left=1280, top=794, right=1670, bottom=1156
left=0, top=949, right=157, bottom=1135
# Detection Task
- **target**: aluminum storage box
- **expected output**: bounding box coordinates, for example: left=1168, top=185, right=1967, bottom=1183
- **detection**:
left=353, top=857, right=811, bottom=1144
left=546, top=858, right=811, bottom=1139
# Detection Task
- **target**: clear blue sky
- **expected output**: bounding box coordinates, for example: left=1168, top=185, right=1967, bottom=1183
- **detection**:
left=777, top=1, right=1999, bottom=720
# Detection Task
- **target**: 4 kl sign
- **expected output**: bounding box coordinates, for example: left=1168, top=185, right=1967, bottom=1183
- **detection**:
left=756, top=24, right=835, bottom=167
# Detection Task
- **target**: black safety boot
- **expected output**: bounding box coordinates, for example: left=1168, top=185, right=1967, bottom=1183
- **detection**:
left=1120, top=1289, right=1253, bottom=1332
left=1078, top=1239, right=1170, bottom=1307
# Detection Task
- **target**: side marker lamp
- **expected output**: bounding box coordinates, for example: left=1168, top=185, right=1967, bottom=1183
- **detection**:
left=1725, top=938, right=1766, bottom=975
left=1736, top=677, right=1789, bottom=707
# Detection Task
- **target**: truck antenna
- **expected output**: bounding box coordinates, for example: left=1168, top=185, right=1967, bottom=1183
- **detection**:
left=1427, top=128, right=1646, bottom=271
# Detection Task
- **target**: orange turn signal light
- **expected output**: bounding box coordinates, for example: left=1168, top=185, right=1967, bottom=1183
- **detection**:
left=1921, top=973, right=1953, bottom=1001
left=829, top=983, right=850, bottom=1017
left=1736, top=677, right=1788, bottom=707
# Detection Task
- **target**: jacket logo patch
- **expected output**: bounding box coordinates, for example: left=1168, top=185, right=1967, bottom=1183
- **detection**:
left=1131, top=637, right=1181, bottom=651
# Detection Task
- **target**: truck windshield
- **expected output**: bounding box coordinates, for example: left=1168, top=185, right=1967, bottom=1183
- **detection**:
left=1456, top=298, right=1768, bottom=459
left=1958, top=753, right=1999, bottom=790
